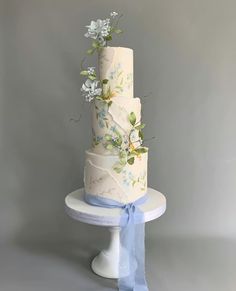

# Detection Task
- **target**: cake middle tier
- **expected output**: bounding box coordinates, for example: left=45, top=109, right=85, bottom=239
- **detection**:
left=99, top=46, right=133, bottom=98
left=92, top=97, right=142, bottom=155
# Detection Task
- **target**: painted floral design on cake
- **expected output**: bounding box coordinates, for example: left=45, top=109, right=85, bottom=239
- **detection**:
left=80, top=12, right=149, bottom=203
left=99, top=47, right=134, bottom=99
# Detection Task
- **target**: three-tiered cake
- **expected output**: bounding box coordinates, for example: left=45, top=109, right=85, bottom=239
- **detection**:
left=84, top=47, right=148, bottom=204
left=79, top=13, right=151, bottom=291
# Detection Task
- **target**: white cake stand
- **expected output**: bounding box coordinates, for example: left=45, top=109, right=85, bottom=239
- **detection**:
left=65, top=187, right=166, bottom=279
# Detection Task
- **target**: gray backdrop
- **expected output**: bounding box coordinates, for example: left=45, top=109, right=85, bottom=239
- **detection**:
left=0, top=0, right=235, bottom=290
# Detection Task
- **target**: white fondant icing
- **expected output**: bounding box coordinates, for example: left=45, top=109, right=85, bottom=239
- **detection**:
left=84, top=150, right=148, bottom=203
left=84, top=159, right=127, bottom=203
left=92, top=98, right=141, bottom=155
left=99, top=47, right=133, bottom=98
left=84, top=46, right=148, bottom=204
left=108, top=97, right=141, bottom=132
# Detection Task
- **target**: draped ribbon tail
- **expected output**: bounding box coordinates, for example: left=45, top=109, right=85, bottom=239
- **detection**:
left=134, top=222, right=149, bottom=291
left=84, top=192, right=149, bottom=291
left=119, top=204, right=149, bottom=291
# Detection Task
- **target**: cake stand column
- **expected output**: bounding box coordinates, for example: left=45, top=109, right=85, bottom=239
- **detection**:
left=91, top=226, right=121, bottom=279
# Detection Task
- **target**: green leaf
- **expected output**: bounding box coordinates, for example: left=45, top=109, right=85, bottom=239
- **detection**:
left=88, top=75, right=96, bottom=81
left=105, top=35, right=112, bottom=41
left=105, top=134, right=112, bottom=141
left=128, top=112, right=136, bottom=126
left=114, top=29, right=122, bottom=34
left=111, top=140, right=118, bottom=147
left=138, top=130, right=144, bottom=140
left=113, top=166, right=123, bottom=173
left=116, top=137, right=122, bottom=146
left=102, top=79, right=109, bottom=84
left=135, top=147, right=148, bottom=154
left=80, top=70, right=88, bottom=76
left=107, top=101, right=112, bottom=107
left=135, top=123, right=145, bottom=130
left=114, top=128, right=122, bottom=139
left=120, top=158, right=127, bottom=166
left=119, top=150, right=127, bottom=159
left=106, top=144, right=113, bottom=150
left=119, top=150, right=127, bottom=165
left=127, top=157, right=135, bottom=165
left=92, top=41, right=99, bottom=48
left=87, top=48, right=94, bottom=55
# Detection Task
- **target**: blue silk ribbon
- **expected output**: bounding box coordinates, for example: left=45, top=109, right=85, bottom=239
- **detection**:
left=84, top=192, right=149, bottom=291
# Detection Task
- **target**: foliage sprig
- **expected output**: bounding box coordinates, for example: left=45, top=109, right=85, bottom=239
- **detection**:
left=112, top=111, right=148, bottom=173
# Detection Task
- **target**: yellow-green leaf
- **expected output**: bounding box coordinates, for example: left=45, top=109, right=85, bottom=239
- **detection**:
left=92, top=41, right=99, bottom=48
left=105, top=35, right=112, bottom=41
left=105, top=134, right=112, bottom=141
left=102, top=79, right=109, bottom=84
left=135, top=124, right=145, bottom=130
left=114, top=29, right=122, bottom=34
left=80, top=70, right=88, bottom=76
left=127, top=157, right=135, bottom=165
left=87, top=49, right=94, bottom=55
left=88, top=75, right=96, bottom=80
left=136, top=147, right=148, bottom=154
left=113, top=165, right=123, bottom=173
left=129, top=112, right=136, bottom=126
left=106, top=144, right=113, bottom=150
left=139, top=130, right=144, bottom=140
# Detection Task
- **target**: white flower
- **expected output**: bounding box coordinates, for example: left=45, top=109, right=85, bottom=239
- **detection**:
left=81, top=79, right=102, bottom=102
left=87, top=67, right=95, bottom=75
left=110, top=12, right=118, bottom=18
left=84, top=18, right=111, bottom=46
left=103, top=18, right=110, bottom=26
left=84, top=20, right=100, bottom=39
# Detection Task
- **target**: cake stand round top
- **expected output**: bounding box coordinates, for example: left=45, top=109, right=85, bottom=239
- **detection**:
left=65, top=188, right=166, bottom=227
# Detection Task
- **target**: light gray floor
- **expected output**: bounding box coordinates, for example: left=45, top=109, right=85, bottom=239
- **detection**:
left=1, top=228, right=235, bottom=291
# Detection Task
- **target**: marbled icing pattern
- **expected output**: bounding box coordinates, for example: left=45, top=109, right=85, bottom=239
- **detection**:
left=84, top=150, right=148, bottom=204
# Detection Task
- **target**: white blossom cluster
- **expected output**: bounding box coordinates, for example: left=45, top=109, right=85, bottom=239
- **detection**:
left=110, top=11, right=118, bottom=18
left=87, top=66, right=95, bottom=75
left=80, top=67, right=102, bottom=102
left=81, top=79, right=102, bottom=102
left=84, top=12, right=119, bottom=46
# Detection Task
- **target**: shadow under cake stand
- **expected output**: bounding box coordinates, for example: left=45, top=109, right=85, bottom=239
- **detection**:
left=65, top=187, right=166, bottom=279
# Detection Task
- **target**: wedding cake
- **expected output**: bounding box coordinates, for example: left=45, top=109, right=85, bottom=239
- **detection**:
left=81, top=13, right=148, bottom=204
left=79, top=12, right=151, bottom=291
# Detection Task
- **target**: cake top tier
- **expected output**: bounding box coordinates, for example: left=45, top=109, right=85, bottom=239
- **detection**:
left=99, top=46, right=133, bottom=98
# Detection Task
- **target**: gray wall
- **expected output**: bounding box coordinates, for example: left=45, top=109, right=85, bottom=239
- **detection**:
left=1, top=1, right=236, bottom=290
left=1, top=0, right=236, bottom=243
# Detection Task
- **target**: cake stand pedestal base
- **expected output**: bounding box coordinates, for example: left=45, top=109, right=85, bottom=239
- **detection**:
left=91, top=227, right=120, bottom=279
left=65, top=188, right=166, bottom=279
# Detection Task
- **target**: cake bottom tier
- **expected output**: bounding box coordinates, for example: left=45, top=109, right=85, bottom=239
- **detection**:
left=84, top=150, right=148, bottom=204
